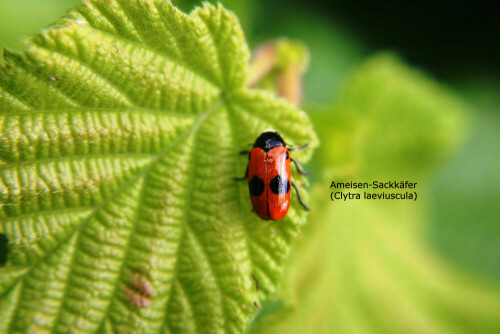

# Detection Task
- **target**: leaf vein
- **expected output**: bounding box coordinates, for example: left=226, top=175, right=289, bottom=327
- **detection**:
left=77, top=14, right=220, bottom=88
left=93, top=98, right=223, bottom=330
left=34, top=43, right=137, bottom=108
left=0, top=84, right=33, bottom=111
left=10, top=58, right=83, bottom=108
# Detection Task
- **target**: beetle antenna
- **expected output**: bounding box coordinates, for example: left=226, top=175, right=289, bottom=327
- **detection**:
left=292, top=181, right=309, bottom=210
left=290, top=157, right=310, bottom=176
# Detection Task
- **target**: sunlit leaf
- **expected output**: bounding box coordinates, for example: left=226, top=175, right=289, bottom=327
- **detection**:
left=0, top=1, right=317, bottom=333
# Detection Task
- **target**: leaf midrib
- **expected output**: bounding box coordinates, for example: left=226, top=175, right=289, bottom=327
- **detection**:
left=13, top=95, right=224, bottom=266
left=2, top=2, right=257, bottom=330
left=92, top=96, right=227, bottom=333
left=0, top=153, right=154, bottom=170
left=2, top=93, right=230, bottom=332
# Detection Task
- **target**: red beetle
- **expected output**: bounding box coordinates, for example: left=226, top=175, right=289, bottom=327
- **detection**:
left=236, top=132, right=309, bottom=220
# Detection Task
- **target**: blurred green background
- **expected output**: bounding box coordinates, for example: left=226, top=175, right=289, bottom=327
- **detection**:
left=1, top=0, right=499, bottom=333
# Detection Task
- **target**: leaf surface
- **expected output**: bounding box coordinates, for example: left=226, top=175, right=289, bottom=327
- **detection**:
left=0, top=1, right=317, bottom=333
left=249, top=54, right=500, bottom=334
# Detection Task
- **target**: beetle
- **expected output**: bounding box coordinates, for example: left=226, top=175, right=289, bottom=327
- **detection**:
left=235, top=131, right=309, bottom=220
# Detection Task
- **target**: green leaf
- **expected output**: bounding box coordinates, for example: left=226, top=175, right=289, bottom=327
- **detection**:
left=334, top=54, right=467, bottom=177
left=429, top=87, right=500, bottom=281
left=0, top=1, right=317, bottom=333
left=307, top=53, right=467, bottom=181
left=250, top=187, right=500, bottom=334
left=249, top=55, right=500, bottom=334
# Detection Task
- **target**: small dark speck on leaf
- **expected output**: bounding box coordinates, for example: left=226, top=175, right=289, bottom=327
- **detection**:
left=253, top=301, right=259, bottom=310
left=125, top=272, right=154, bottom=308
left=114, top=45, right=119, bottom=53
left=0, top=233, right=9, bottom=266
left=49, top=74, right=59, bottom=82
left=125, top=289, right=151, bottom=308
left=251, top=274, right=259, bottom=291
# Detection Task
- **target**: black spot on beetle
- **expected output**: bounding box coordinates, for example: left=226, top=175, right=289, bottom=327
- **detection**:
left=0, top=233, right=9, bottom=266
left=249, top=175, right=265, bottom=196
left=285, top=150, right=289, bottom=160
left=270, top=175, right=290, bottom=195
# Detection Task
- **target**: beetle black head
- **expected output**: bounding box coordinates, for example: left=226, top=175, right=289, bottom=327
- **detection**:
left=253, top=132, right=286, bottom=151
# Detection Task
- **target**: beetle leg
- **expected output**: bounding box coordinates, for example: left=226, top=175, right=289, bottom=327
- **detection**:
left=288, top=143, right=309, bottom=151
left=234, top=165, right=249, bottom=181
left=290, top=157, right=311, bottom=176
left=292, top=181, right=309, bottom=210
